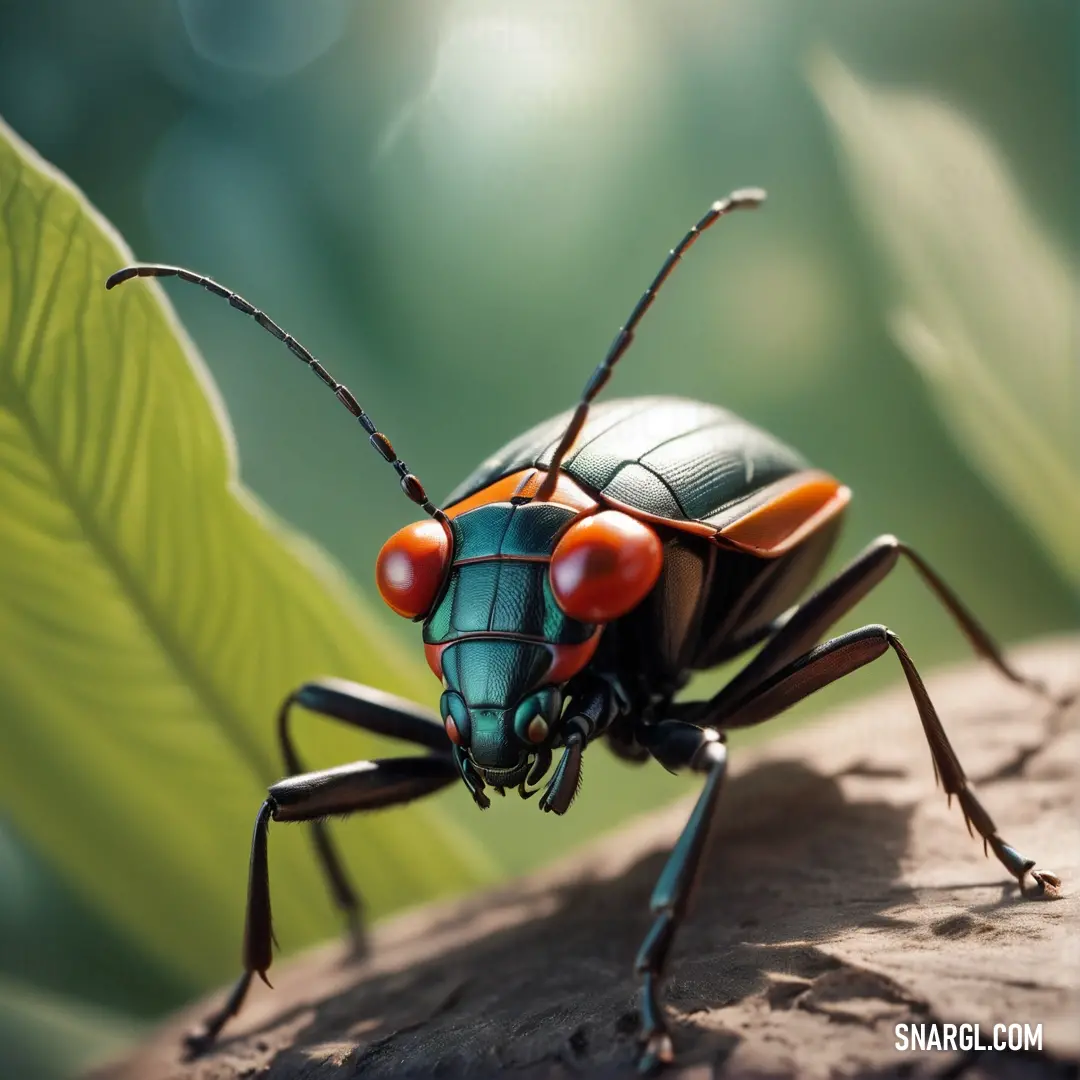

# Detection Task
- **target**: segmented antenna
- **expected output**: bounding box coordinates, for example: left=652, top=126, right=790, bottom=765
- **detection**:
left=534, top=188, right=766, bottom=502
left=106, top=265, right=446, bottom=522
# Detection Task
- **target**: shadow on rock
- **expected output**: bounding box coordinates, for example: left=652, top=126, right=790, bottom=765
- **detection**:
left=250, top=756, right=915, bottom=1077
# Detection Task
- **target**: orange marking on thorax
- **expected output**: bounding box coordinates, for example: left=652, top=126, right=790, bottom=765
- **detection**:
left=445, top=468, right=597, bottom=519
left=546, top=628, right=604, bottom=683
left=424, top=641, right=447, bottom=681
left=423, top=628, right=604, bottom=686
left=718, top=472, right=850, bottom=557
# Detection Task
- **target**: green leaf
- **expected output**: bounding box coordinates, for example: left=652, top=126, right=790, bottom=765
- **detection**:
left=0, top=974, right=140, bottom=1080
left=809, top=52, right=1080, bottom=592
left=0, top=115, right=492, bottom=989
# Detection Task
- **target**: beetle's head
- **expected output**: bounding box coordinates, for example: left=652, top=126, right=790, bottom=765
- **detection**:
left=375, top=499, right=663, bottom=807
left=438, top=639, right=566, bottom=797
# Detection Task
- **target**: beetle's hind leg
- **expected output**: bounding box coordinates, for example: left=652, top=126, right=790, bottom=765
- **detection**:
left=701, top=625, right=1061, bottom=898
left=276, top=679, right=452, bottom=951
left=183, top=753, right=457, bottom=1059
left=677, top=534, right=1064, bottom=898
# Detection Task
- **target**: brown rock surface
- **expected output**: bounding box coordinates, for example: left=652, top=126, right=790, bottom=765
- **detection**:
left=89, top=637, right=1080, bottom=1079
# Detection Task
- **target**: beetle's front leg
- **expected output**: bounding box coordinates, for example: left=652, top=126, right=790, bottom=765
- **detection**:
left=633, top=720, right=728, bottom=1073
left=183, top=754, right=457, bottom=1059
left=276, top=679, right=451, bottom=947
left=539, top=677, right=620, bottom=814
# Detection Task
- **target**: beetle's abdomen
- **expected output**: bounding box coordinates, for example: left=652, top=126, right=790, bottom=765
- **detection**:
left=444, top=398, right=809, bottom=525
left=442, top=399, right=849, bottom=558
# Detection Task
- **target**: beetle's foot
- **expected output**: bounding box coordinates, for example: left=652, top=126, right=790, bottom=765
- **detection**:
left=1053, top=686, right=1077, bottom=710
left=637, top=1031, right=674, bottom=1074
left=1022, top=868, right=1062, bottom=901
left=181, top=1025, right=217, bottom=1061
left=989, top=840, right=1061, bottom=900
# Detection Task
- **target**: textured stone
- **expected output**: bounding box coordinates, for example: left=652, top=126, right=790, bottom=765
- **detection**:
left=88, top=637, right=1080, bottom=1080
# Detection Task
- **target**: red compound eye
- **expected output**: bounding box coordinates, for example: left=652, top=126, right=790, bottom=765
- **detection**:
left=549, top=511, right=663, bottom=623
left=376, top=520, right=451, bottom=619
left=444, top=714, right=463, bottom=746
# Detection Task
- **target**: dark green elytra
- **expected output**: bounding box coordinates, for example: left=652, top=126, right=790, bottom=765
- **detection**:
left=444, top=397, right=809, bottom=532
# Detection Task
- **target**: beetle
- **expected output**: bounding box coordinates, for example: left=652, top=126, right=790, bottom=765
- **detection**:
left=107, top=188, right=1062, bottom=1073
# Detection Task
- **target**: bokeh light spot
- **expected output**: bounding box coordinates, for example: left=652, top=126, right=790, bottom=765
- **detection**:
left=178, top=0, right=348, bottom=78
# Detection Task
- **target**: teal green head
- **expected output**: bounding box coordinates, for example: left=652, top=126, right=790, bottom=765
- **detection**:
left=375, top=482, right=664, bottom=804
left=422, top=499, right=600, bottom=796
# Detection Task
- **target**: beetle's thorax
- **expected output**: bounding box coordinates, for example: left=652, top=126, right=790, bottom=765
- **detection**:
left=423, top=498, right=601, bottom=676
left=424, top=496, right=599, bottom=792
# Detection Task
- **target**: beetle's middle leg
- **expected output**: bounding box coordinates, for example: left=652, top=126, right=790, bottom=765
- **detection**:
left=276, top=679, right=451, bottom=946
left=632, top=720, right=728, bottom=1074
left=184, top=753, right=457, bottom=1059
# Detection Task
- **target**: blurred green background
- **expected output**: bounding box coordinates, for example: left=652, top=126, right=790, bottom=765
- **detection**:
left=0, top=1, right=1076, bottom=1077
